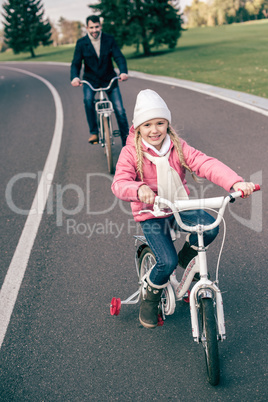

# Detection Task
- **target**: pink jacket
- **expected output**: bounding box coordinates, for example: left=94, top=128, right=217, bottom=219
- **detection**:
left=111, top=126, right=243, bottom=222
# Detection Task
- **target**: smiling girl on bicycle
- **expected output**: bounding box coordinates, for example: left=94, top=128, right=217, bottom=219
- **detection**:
left=111, top=89, right=255, bottom=329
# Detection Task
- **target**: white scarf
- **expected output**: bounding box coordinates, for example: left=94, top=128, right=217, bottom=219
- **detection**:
left=143, top=135, right=188, bottom=205
left=88, top=33, right=101, bottom=58
left=142, top=134, right=171, bottom=156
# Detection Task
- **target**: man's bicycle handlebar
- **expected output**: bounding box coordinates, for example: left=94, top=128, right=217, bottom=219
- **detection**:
left=80, top=77, right=119, bottom=92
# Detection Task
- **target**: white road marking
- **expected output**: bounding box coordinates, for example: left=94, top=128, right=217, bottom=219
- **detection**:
left=0, top=67, right=64, bottom=348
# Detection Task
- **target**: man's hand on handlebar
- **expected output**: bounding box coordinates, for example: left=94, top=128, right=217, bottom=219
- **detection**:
left=119, top=73, right=128, bottom=82
left=138, top=185, right=155, bottom=204
left=71, top=77, right=82, bottom=87
left=232, top=181, right=256, bottom=198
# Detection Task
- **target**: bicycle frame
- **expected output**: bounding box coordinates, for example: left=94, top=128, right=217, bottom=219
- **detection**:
left=133, top=228, right=225, bottom=342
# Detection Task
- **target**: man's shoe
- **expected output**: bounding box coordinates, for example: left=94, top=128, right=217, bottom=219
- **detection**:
left=88, top=134, right=99, bottom=144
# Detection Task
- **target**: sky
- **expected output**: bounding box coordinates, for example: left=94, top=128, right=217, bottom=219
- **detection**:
left=43, top=0, right=94, bottom=25
left=42, top=0, right=192, bottom=25
left=0, top=0, right=192, bottom=29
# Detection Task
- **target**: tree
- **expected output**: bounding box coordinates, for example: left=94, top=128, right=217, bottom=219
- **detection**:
left=58, top=18, right=84, bottom=45
left=49, top=20, right=60, bottom=47
left=185, top=0, right=268, bottom=26
left=184, top=0, right=209, bottom=27
left=245, top=0, right=268, bottom=19
left=2, top=0, right=52, bottom=57
left=0, top=29, right=8, bottom=52
left=89, top=0, right=183, bottom=56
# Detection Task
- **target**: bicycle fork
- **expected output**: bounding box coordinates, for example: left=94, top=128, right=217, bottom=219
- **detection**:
left=189, top=231, right=226, bottom=343
left=189, top=280, right=226, bottom=343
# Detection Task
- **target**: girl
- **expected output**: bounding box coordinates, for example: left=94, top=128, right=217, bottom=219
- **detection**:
left=111, top=89, right=255, bottom=329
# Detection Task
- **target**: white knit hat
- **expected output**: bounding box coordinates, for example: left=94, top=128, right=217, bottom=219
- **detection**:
left=133, top=89, right=171, bottom=129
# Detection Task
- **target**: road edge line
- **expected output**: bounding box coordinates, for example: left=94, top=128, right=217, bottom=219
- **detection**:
left=0, top=67, right=64, bottom=349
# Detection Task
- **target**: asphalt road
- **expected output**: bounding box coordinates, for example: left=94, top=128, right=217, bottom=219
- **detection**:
left=0, top=63, right=267, bottom=401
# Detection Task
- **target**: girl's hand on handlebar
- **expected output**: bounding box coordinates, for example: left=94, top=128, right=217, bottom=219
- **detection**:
left=233, top=181, right=256, bottom=197
left=71, top=78, right=82, bottom=87
left=138, top=185, right=155, bottom=204
left=119, top=73, right=128, bottom=82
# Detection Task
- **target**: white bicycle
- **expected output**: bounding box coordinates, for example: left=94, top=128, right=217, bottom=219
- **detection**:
left=110, top=184, right=260, bottom=385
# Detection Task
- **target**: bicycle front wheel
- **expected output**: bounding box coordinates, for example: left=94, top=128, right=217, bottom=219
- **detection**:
left=200, top=298, right=220, bottom=386
left=103, top=116, right=113, bottom=174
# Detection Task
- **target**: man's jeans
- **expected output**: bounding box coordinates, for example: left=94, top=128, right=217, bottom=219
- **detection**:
left=140, top=210, right=219, bottom=286
left=83, top=84, right=129, bottom=145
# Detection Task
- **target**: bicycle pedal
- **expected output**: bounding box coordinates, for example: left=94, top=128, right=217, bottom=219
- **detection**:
left=113, top=130, right=120, bottom=137
left=89, top=141, right=99, bottom=145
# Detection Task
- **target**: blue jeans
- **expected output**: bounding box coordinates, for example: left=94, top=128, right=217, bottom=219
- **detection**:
left=83, top=84, right=129, bottom=146
left=140, top=210, right=219, bottom=286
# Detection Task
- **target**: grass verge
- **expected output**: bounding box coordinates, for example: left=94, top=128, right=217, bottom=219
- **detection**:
left=0, top=20, right=267, bottom=98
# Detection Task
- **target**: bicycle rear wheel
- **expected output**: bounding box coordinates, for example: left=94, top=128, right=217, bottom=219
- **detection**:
left=103, top=116, right=113, bottom=174
left=138, top=246, right=155, bottom=299
left=138, top=246, right=175, bottom=316
left=200, top=298, right=220, bottom=385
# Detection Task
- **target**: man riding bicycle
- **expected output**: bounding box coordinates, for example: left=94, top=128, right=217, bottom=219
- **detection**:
left=70, top=15, right=129, bottom=146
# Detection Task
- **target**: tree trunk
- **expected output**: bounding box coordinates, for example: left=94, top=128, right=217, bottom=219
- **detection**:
left=30, top=47, right=36, bottom=58
left=142, top=39, right=151, bottom=56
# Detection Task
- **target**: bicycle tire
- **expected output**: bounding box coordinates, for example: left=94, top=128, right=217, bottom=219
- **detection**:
left=103, top=116, right=113, bottom=174
left=138, top=246, right=175, bottom=315
left=138, top=246, right=155, bottom=299
left=200, top=298, right=220, bottom=386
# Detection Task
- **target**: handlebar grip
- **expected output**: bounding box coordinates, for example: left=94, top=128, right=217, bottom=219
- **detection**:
left=239, top=184, right=261, bottom=198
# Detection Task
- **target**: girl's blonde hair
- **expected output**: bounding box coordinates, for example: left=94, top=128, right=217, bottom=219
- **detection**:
left=134, top=125, right=195, bottom=181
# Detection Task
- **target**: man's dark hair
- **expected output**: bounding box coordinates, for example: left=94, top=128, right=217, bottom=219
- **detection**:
left=86, top=15, right=100, bottom=26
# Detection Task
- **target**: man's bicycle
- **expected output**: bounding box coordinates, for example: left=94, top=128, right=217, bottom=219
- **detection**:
left=81, top=77, right=120, bottom=174
left=110, top=185, right=260, bottom=385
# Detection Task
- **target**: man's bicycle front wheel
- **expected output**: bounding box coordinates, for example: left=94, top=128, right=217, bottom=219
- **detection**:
left=200, top=297, right=220, bottom=385
left=103, top=116, right=113, bottom=174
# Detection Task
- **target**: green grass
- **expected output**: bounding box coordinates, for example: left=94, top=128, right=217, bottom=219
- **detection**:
left=1, top=20, right=267, bottom=98
left=0, top=43, right=76, bottom=63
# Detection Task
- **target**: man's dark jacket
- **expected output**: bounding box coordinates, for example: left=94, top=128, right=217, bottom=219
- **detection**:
left=70, top=33, right=128, bottom=89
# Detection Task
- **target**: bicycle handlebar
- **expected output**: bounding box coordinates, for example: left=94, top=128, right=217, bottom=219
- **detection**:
left=139, top=184, right=261, bottom=233
left=80, top=76, right=119, bottom=92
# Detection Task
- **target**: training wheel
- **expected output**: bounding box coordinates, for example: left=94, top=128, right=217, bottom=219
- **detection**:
left=157, top=314, right=164, bottom=327
left=183, top=290, right=190, bottom=303
left=110, top=297, right=121, bottom=316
